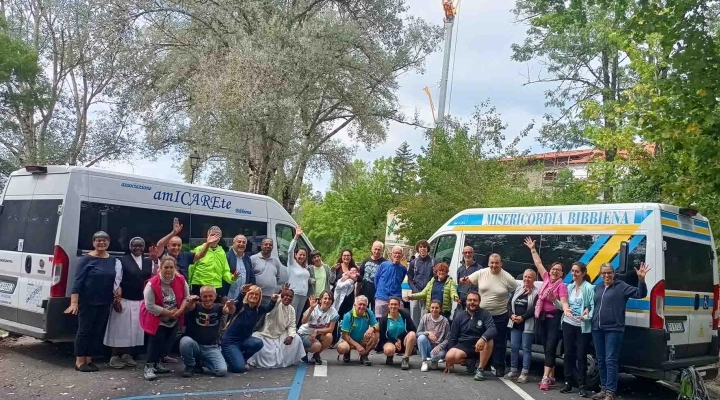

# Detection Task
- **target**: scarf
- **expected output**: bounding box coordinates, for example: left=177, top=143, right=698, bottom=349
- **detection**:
left=255, top=302, right=295, bottom=340
left=534, top=272, right=563, bottom=319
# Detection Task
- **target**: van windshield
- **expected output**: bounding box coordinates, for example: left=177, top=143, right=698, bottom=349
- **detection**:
left=664, top=236, right=714, bottom=293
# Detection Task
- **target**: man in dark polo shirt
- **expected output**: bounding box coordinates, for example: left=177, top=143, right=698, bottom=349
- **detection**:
left=440, top=291, right=496, bottom=381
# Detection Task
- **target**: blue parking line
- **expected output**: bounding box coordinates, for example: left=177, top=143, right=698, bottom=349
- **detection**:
left=112, top=386, right=291, bottom=400
left=287, top=362, right=308, bottom=400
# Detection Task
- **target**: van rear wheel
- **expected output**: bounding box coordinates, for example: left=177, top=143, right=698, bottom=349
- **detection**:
left=586, top=353, right=600, bottom=391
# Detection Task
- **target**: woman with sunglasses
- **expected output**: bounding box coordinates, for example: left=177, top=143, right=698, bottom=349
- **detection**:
left=524, top=237, right=572, bottom=391
left=555, top=261, right=595, bottom=397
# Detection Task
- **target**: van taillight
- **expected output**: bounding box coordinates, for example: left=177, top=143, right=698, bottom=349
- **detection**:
left=712, top=284, right=720, bottom=330
left=650, top=279, right=665, bottom=330
left=50, top=245, right=69, bottom=297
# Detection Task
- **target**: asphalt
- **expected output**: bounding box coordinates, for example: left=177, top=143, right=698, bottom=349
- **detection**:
left=0, top=336, right=703, bottom=400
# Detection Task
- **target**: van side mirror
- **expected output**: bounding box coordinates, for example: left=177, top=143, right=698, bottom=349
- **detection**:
left=618, top=241, right=629, bottom=273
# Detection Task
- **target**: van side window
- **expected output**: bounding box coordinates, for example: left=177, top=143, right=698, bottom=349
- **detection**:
left=0, top=199, right=61, bottom=254
left=432, top=234, right=456, bottom=265
left=664, top=236, right=714, bottom=292
left=78, top=201, right=268, bottom=255
left=275, top=224, right=309, bottom=266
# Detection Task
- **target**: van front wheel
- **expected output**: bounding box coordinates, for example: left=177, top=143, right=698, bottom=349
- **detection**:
left=586, top=353, right=600, bottom=391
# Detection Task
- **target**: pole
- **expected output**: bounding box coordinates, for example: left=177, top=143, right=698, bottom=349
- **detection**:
left=437, top=18, right=454, bottom=123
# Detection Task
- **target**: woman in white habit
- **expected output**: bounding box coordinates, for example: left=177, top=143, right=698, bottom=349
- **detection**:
left=248, top=287, right=305, bottom=368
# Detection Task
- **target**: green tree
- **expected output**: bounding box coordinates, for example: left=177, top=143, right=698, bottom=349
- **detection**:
left=389, top=141, right=417, bottom=196
left=297, top=158, right=398, bottom=261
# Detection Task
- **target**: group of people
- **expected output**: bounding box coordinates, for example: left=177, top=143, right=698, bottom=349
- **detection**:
left=66, top=219, right=648, bottom=400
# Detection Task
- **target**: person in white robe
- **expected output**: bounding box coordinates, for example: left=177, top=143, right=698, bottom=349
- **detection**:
left=333, top=267, right=358, bottom=313
left=247, top=288, right=305, bottom=368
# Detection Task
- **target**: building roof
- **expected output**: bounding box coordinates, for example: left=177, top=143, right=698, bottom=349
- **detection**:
left=502, top=144, right=655, bottom=165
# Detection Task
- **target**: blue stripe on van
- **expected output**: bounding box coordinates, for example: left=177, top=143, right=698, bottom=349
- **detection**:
left=634, top=210, right=653, bottom=224
left=593, top=235, right=645, bottom=286
left=624, top=297, right=714, bottom=312
left=448, top=214, right=484, bottom=226
left=662, top=225, right=712, bottom=241
left=661, top=211, right=678, bottom=221
left=626, top=298, right=650, bottom=311
left=564, top=235, right=610, bottom=283
left=695, top=220, right=710, bottom=228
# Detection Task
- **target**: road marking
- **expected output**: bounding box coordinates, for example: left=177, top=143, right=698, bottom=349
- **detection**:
left=287, top=362, right=308, bottom=400
left=499, top=378, right=536, bottom=400
left=112, top=387, right=291, bottom=400
left=313, top=360, right=328, bottom=377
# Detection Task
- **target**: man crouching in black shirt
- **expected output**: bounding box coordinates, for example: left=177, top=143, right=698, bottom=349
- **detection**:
left=440, top=291, right=496, bottom=381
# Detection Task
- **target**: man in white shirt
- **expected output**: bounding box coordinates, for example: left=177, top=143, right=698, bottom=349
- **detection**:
left=250, top=238, right=286, bottom=305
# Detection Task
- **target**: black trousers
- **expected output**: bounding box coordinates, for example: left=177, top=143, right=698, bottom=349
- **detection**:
left=146, top=324, right=179, bottom=364
left=562, top=322, right=590, bottom=387
left=491, top=312, right=509, bottom=372
left=74, top=303, right=111, bottom=357
left=538, top=312, right=562, bottom=368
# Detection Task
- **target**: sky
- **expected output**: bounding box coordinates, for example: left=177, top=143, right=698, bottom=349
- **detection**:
left=99, top=0, right=555, bottom=193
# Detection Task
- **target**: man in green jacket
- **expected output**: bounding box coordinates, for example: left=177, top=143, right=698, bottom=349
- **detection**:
left=188, top=226, right=238, bottom=302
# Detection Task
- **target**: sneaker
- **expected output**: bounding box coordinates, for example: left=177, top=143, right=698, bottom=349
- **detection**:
left=504, top=371, right=518, bottom=380
left=401, top=357, right=410, bottom=370
left=182, top=366, right=194, bottom=378
left=385, top=356, right=394, bottom=365
left=579, top=386, right=589, bottom=398
left=517, top=373, right=528, bottom=383
left=301, top=355, right=309, bottom=364
left=421, top=361, right=429, bottom=372
left=603, top=393, right=616, bottom=400
left=162, top=356, right=179, bottom=363
left=313, top=353, right=322, bottom=365
left=591, top=389, right=607, bottom=399
left=494, top=368, right=505, bottom=377
left=540, top=377, right=550, bottom=391
left=144, top=364, right=157, bottom=381
left=549, top=376, right=556, bottom=385
left=430, top=360, right=439, bottom=370
left=108, top=356, right=125, bottom=369
left=473, top=369, right=485, bottom=381
left=560, top=383, right=573, bottom=393
left=465, top=360, right=477, bottom=375
left=360, top=355, right=372, bottom=366
left=342, top=353, right=351, bottom=364
left=153, top=363, right=170, bottom=374
left=120, top=354, right=137, bottom=367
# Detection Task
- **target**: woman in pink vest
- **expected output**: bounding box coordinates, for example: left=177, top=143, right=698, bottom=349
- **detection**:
left=140, top=256, right=189, bottom=381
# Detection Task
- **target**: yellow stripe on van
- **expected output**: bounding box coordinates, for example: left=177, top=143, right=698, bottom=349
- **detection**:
left=451, top=224, right=639, bottom=233
left=586, top=234, right=632, bottom=279
left=695, top=227, right=710, bottom=235
left=661, top=218, right=680, bottom=228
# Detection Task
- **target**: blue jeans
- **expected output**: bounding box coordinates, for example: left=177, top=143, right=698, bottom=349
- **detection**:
left=221, top=337, right=264, bottom=373
left=592, top=330, right=623, bottom=393
left=417, top=333, right=446, bottom=361
left=510, top=329, right=533, bottom=373
left=179, top=336, right=227, bottom=376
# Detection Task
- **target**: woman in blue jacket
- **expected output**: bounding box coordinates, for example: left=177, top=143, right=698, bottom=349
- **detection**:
left=555, top=262, right=595, bottom=397
left=591, top=262, right=649, bottom=400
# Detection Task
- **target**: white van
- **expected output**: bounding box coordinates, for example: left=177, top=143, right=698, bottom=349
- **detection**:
left=0, top=166, right=312, bottom=342
left=428, top=203, right=719, bottom=387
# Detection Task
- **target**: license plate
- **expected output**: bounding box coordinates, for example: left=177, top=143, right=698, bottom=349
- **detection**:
left=0, top=281, right=16, bottom=294
left=667, top=322, right=685, bottom=333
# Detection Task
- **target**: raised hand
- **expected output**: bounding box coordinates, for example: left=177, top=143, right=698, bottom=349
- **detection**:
left=241, top=284, right=253, bottom=295
left=635, top=262, right=651, bottom=280
left=295, top=226, right=303, bottom=238
left=523, top=237, right=536, bottom=250
left=207, top=232, right=221, bottom=245
left=172, top=218, right=183, bottom=235
left=307, top=295, right=317, bottom=309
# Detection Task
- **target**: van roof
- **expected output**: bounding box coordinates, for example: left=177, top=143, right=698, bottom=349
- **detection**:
left=9, top=165, right=287, bottom=210
left=444, top=203, right=710, bottom=224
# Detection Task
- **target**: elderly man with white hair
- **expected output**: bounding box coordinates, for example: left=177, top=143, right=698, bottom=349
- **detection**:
left=373, top=245, right=407, bottom=319
left=337, top=295, right=379, bottom=366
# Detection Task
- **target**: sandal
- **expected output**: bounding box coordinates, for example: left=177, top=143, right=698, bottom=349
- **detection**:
left=74, top=363, right=93, bottom=372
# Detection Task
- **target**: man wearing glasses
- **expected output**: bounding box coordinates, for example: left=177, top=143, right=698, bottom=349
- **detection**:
left=456, top=246, right=482, bottom=317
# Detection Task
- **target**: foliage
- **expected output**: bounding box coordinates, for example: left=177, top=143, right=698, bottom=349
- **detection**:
left=389, top=141, right=418, bottom=196
left=0, top=0, right=146, bottom=186
left=128, top=0, right=443, bottom=212
left=297, top=158, right=398, bottom=262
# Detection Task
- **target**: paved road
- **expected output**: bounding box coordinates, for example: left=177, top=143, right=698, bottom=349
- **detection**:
left=0, top=336, right=695, bottom=400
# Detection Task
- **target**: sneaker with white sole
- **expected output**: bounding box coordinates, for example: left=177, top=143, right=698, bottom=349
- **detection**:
left=421, top=361, right=429, bottom=372
left=120, top=354, right=137, bottom=367
left=504, top=371, right=518, bottom=379
left=143, top=364, right=157, bottom=381
left=517, top=373, right=528, bottom=383
left=430, top=360, right=439, bottom=370
left=108, top=356, right=125, bottom=369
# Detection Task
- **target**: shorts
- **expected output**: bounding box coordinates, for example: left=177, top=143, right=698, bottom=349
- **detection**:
left=453, top=341, right=480, bottom=360
left=381, top=337, right=408, bottom=354
left=301, top=333, right=323, bottom=349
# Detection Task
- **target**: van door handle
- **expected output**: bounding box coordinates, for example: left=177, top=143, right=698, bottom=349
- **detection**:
left=694, top=294, right=700, bottom=311
left=25, top=255, right=32, bottom=274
